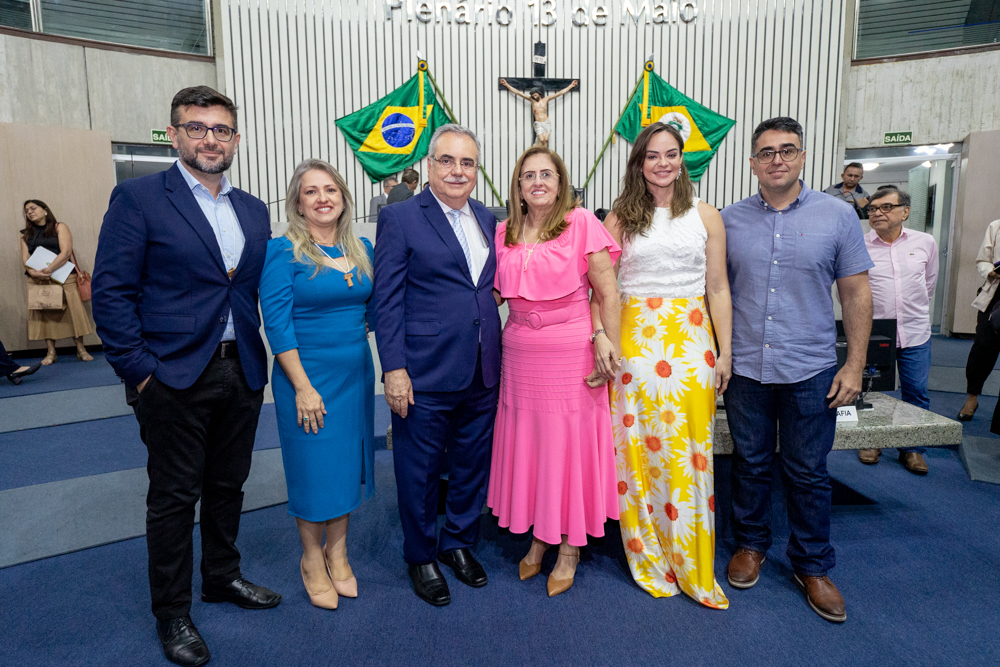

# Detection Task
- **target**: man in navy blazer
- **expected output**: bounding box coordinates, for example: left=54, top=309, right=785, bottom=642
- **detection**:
left=92, top=86, right=279, bottom=667
left=373, top=125, right=501, bottom=607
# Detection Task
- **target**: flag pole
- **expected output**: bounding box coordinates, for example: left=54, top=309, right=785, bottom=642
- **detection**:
left=581, top=59, right=652, bottom=191
left=425, top=66, right=504, bottom=206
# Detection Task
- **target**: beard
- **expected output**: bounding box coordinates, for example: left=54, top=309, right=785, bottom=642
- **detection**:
left=179, top=142, right=236, bottom=175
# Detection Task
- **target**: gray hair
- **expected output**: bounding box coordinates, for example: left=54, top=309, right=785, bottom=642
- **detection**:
left=382, top=176, right=397, bottom=187
left=871, top=186, right=911, bottom=208
left=428, top=124, right=482, bottom=163
left=284, top=159, right=372, bottom=280
left=751, top=116, right=804, bottom=152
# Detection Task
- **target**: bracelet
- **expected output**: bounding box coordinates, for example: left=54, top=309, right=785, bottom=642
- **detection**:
left=590, top=328, right=606, bottom=344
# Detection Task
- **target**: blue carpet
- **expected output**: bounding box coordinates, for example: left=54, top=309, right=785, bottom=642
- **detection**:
left=2, top=448, right=1000, bottom=666
left=0, top=402, right=392, bottom=491
left=929, top=334, right=974, bottom=369
left=0, top=352, right=119, bottom=398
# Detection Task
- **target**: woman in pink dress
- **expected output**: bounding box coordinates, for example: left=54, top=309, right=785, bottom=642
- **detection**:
left=487, top=146, right=622, bottom=597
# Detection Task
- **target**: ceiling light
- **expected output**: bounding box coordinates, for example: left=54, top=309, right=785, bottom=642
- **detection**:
left=921, top=161, right=932, bottom=168
left=862, top=162, right=879, bottom=170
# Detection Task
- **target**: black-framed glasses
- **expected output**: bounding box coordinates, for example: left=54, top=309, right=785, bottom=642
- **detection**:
left=752, top=147, right=803, bottom=163
left=865, top=203, right=907, bottom=215
left=173, top=122, right=237, bottom=142
left=431, top=156, right=478, bottom=171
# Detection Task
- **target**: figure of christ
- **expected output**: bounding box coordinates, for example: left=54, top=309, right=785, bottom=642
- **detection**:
left=500, top=78, right=578, bottom=147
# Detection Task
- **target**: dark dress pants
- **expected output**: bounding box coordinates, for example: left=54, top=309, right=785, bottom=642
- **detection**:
left=391, top=350, right=499, bottom=565
left=129, top=352, right=264, bottom=620
left=723, top=365, right=839, bottom=577
left=0, top=340, right=18, bottom=376
left=966, top=289, right=1000, bottom=396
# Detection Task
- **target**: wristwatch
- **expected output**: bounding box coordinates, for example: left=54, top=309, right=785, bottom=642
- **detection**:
left=590, top=328, right=606, bottom=344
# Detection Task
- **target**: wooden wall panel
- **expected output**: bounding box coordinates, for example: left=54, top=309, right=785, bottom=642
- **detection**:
left=0, top=122, right=115, bottom=352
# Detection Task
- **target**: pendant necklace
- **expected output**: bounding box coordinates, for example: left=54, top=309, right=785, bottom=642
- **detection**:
left=313, top=242, right=355, bottom=287
left=521, top=223, right=542, bottom=272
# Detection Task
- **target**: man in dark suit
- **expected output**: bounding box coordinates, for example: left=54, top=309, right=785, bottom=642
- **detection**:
left=373, top=125, right=501, bottom=607
left=92, top=86, right=279, bottom=667
left=386, top=167, right=419, bottom=205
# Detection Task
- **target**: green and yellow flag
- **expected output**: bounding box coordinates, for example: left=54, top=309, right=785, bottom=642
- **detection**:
left=615, top=63, right=736, bottom=181
left=336, top=64, right=451, bottom=183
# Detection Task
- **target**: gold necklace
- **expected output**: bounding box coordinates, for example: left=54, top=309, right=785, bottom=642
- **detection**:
left=521, top=223, right=542, bottom=272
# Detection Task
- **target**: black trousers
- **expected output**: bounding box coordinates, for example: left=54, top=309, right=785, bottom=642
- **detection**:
left=129, top=352, right=264, bottom=620
left=0, top=340, right=18, bottom=376
left=966, top=289, right=1000, bottom=396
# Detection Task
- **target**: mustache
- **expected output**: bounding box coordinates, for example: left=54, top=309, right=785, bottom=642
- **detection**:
left=443, top=176, right=469, bottom=184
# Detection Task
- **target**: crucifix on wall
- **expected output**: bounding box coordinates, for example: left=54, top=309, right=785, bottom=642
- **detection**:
left=499, top=42, right=579, bottom=147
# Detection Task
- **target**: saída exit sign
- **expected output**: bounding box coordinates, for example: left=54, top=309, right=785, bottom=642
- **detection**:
left=883, top=131, right=912, bottom=146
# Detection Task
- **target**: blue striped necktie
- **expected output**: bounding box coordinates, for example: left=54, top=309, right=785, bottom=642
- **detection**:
left=447, top=209, right=473, bottom=270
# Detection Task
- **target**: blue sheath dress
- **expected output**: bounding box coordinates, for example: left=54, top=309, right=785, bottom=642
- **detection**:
left=260, top=236, right=375, bottom=521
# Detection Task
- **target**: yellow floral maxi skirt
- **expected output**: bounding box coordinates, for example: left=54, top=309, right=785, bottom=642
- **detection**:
left=610, top=294, right=729, bottom=608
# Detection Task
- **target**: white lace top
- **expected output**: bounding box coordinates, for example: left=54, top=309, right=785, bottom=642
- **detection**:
left=618, top=199, right=707, bottom=299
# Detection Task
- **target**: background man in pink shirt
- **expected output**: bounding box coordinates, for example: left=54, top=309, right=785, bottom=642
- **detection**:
left=858, top=186, right=938, bottom=473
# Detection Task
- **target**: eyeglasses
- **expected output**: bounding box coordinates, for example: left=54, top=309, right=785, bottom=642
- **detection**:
left=865, top=203, right=907, bottom=215
left=431, top=156, right=477, bottom=171
left=173, top=122, right=237, bottom=142
left=520, top=170, right=557, bottom=183
left=751, top=147, right=803, bottom=163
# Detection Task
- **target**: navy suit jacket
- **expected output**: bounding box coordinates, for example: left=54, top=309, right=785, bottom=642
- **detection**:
left=92, top=163, right=271, bottom=391
left=373, top=187, right=501, bottom=392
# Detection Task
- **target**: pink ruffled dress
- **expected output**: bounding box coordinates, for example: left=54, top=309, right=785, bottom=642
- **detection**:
left=487, top=207, right=622, bottom=547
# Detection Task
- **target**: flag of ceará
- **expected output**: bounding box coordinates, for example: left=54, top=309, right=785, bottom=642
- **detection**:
left=615, top=65, right=736, bottom=181
left=335, top=67, right=451, bottom=183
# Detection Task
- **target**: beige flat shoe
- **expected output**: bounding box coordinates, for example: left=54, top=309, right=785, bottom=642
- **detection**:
left=301, top=559, right=338, bottom=610
left=41, top=352, right=57, bottom=366
left=77, top=349, right=94, bottom=362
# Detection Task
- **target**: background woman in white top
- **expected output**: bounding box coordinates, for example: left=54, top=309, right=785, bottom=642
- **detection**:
left=591, top=122, right=732, bottom=607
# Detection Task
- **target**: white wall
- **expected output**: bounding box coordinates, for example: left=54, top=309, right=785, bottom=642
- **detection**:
left=844, top=49, right=1000, bottom=149
left=0, top=32, right=218, bottom=144
left=220, top=0, right=849, bottom=220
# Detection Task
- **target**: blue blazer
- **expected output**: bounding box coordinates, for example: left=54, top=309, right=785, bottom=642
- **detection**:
left=92, top=163, right=271, bottom=391
left=373, top=187, right=501, bottom=392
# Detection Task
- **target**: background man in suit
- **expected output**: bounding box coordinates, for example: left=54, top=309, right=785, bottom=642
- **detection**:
left=368, top=175, right=398, bottom=222
left=92, top=86, right=279, bottom=667
left=386, top=167, right=419, bottom=205
left=373, top=125, right=501, bottom=607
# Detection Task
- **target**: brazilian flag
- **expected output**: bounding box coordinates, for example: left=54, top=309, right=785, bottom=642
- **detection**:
left=336, top=66, right=451, bottom=183
left=615, top=64, right=736, bottom=181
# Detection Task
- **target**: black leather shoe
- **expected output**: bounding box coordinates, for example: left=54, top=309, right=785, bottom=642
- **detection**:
left=201, top=577, right=281, bottom=609
left=408, top=562, right=451, bottom=606
left=6, top=363, right=41, bottom=385
left=156, top=615, right=210, bottom=667
left=438, top=548, right=488, bottom=588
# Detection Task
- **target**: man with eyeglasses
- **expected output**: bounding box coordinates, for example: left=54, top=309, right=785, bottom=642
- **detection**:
left=92, top=86, right=279, bottom=667
left=373, top=124, right=501, bottom=607
left=856, top=187, right=937, bottom=473
left=721, top=117, right=873, bottom=623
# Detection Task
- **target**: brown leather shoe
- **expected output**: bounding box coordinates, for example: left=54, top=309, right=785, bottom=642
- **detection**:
left=794, top=574, right=846, bottom=622
left=899, top=451, right=928, bottom=475
left=858, top=448, right=881, bottom=464
left=727, top=548, right=766, bottom=589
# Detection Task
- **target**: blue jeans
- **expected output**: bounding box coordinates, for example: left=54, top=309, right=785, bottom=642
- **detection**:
left=896, top=339, right=931, bottom=454
left=723, top=365, right=838, bottom=577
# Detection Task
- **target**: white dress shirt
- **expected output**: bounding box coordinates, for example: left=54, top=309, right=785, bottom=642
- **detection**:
left=431, top=190, right=489, bottom=284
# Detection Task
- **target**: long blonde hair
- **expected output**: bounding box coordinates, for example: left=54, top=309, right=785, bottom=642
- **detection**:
left=504, top=146, right=580, bottom=247
left=612, top=122, right=695, bottom=243
left=283, top=159, right=372, bottom=280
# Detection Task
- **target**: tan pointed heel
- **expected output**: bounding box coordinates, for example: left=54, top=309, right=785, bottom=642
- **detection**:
left=301, top=559, right=338, bottom=610
left=326, top=553, right=358, bottom=598
left=519, top=558, right=542, bottom=581
left=547, top=550, right=579, bottom=597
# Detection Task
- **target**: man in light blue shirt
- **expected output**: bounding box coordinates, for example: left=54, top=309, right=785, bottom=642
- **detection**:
left=721, top=117, right=873, bottom=624
left=176, top=160, right=245, bottom=341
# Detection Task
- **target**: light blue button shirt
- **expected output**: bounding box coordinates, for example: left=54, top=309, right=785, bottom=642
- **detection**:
left=177, top=160, right=245, bottom=341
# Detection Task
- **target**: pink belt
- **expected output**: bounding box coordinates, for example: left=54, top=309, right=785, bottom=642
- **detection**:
left=507, top=290, right=589, bottom=330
